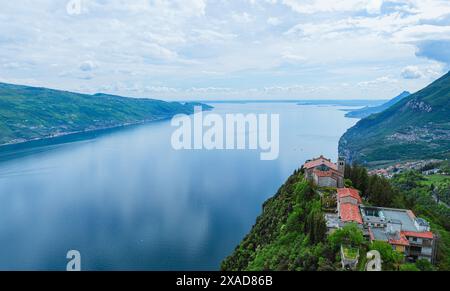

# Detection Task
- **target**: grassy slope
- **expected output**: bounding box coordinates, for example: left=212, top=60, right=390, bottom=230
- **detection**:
left=423, top=175, right=450, bottom=185
left=0, top=82, right=208, bottom=145
left=339, top=72, right=450, bottom=165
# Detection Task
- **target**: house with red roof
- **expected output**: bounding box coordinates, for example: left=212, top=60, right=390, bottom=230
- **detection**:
left=303, top=155, right=345, bottom=188
left=339, top=203, right=363, bottom=225
left=361, top=206, right=436, bottom=263
left=337, top=188, right=362, bottom=205
left=304, top=156, right=439, bottom=264
left=337, top=188, right=363, bottom=225
left=331, top=186, right=436, bottom=263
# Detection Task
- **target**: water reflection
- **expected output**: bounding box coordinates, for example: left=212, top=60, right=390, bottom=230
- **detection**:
left=0, top=103, right=358, bottom=270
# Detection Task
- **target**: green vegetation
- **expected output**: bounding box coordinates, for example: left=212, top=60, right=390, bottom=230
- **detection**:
left=222, top=69, right=450, bottom=271
left=419, top=162, right=450, bottom=205
left=328, top=223, right=364, bottom=249
left=399, top=263, right=420, bottom=271
left=0, top=82, right=211, bottom=145
left=344, top=163, right=395, bottom=206
left=342, top=247, right=359, bottom=260
left=370, top=241, right=404, bottom=271
left=339, top=71, right=450, bottom=165
left=345, top=165, right=450, bottom=271
left=423, top=175, right=450, bottom=206
left=391, top=172, right=450, bottom=271
left=399, top=259, right=436, bottom=271
left=440, top=160, right=450, bottom=174
left=424, top=174, right=449, bottom=185
left=221, top=170, right=340, bottom=271
left=222, top=163, right=450, bottom=271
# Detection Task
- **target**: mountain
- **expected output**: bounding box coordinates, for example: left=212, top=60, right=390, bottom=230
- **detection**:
left=0, top=82, right=211, bottom=146
left=345, top=91, right=411, bottom=118
left=221, top=170, right=335, bottom=271
left=297, top=99, right=387, bottom=107
left=339, top=72, right=450, bottom=166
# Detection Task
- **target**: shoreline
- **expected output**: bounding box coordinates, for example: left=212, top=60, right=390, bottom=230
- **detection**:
left=0, top=116, right=173, bottom=149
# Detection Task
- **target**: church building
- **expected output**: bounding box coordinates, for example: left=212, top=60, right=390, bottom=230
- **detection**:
left=303, top=155, right=345, bottom=188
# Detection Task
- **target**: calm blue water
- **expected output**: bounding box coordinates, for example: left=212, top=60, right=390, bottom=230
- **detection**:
left=0, top=103, right=358, bottom=270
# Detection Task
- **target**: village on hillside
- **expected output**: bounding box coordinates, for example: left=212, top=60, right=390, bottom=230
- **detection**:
left=369, top=159, right=447, bottom=179
left=302, top=155, right=437, bottom=270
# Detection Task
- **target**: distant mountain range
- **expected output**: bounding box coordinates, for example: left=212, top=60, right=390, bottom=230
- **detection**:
left=339, top=71, right=450, bottom=166
left=0, top=82, right=211, bottom=146
left=204, top=100, right=386, bottom=106
left=345, top=91, right=411, bottom=119
left=298, top=100, right=386, bottom=107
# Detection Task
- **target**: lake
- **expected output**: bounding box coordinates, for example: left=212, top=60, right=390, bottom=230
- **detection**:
left=0, top=102, right=358, bottom=270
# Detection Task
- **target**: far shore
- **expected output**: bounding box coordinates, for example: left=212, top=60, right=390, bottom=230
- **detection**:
left=0, top=116, right=172, bottom=149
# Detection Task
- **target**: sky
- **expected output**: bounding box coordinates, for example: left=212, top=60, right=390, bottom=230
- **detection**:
left=0, top=0, right=449, bottom=101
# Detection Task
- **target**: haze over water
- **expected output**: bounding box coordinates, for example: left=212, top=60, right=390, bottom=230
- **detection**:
left=0, top=103, right=358, bottom=270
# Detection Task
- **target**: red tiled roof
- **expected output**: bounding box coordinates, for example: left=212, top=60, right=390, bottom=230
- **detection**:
left=340, top=203, right=363, bottom=224
left=402, top=231, right=434, bottom=240
left=313, top=168, right=342, bottom=178
left=304, top=156, right=337, bottom=170
left=389, top=233, right=410, bottom=247
left=337, top=188, right=362, bottom=204
left=314, top=170, right=334, bottom=177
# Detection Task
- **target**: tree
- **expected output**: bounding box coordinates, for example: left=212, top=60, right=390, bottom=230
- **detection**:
left=367, top=175, right=395, bottom=206
left=344, top=179, right=353, bottom=188
left=328, top=223, right=364, bottom=249
left=370, top=241, right=404, bottom=271
left=399, top=263, right=420, bottom=271
left=439, top=160, right=450, bottom=174
left=317, top=257, right=336, bottom=271
left=345, top=164, right=369, bottom=196
left=437, top=181, right=450, bottom=205
left=415, top=259, right=435, bottom=271
left=310, top=209, right=327, bottom=244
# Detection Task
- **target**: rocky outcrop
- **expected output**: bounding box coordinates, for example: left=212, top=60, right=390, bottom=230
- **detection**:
left=406, top=100, right=432, bottom=113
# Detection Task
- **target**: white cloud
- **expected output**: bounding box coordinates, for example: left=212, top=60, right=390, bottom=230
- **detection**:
left=281, top=52, right=306, bottom=63
left=267, top=17, right=281, bottom=26
left=144, top=43, right=179, bottom=60
left=191, top=29, right=237, bottom=43
left=358, top=75, right=399, bottom=87
left=401, top=66, right=424, bottom=79
left=282, top=0, right=384, bottom=14
left=392, top=24, right=450, bottom=43
left=231, top=12, right=254, bottom=23
left=0, top=0, right=448, bottom=100
left=86, top=0, right=208, bottom=17
left=79, top=61, right=96, bottom=72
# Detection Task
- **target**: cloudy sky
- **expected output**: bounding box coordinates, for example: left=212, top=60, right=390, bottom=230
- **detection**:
left=0, top=0, right=449, bottom=100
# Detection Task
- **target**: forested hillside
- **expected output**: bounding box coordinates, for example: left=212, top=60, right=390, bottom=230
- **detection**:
left=340, top=72, right=450, bottom=165
left=0, top=82, right=210, bottom=146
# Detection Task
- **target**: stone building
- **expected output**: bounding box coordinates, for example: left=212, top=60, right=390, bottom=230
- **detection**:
left=303, top=155, right=345, bottom=188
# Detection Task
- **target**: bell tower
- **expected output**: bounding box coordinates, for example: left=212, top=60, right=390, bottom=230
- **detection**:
left=338, top=157, right=346, bottom=175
